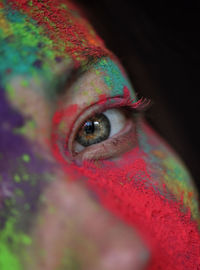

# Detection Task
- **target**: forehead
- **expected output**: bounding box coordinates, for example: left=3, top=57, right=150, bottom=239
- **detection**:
left=0, top=0, right=109, bottom=87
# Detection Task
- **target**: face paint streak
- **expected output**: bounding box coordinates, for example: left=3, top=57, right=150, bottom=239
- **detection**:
left=50, top=130, right=200, bottom=270
left=0, top=88, right=54, bottom=269
left=51, top=104, right=78, bottom=163
left=162, top=156, right=200, bottom=223
left=77, top=158, right=200, bottom=270
left=51, top=102, right=200, bottom=269
left=138, top=123, right=200, bottom=224
left=0, top=217, right=32, bottom=270
left=93, top=57, right=136, bottom=98
left=7, top=0, right=110, bottom=68
left=0, top=5, right=57, bottom=88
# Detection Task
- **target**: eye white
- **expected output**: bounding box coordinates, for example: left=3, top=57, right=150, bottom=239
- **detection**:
left=74, top=108, right=126, bottom=153
left=103, top=108, right=126, bottom=137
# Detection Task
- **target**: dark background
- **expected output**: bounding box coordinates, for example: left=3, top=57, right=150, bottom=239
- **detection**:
left=77, top=1, right=200, bottom=192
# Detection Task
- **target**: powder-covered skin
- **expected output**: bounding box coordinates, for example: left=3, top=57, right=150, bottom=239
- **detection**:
left=0, top=1, right=200, bottom=270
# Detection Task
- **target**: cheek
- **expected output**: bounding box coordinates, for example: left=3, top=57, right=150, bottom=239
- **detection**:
left=51, top=106, right=200, bottom=270
left=72, top=151, right=200, bottom=270
left=54, top=128, right=200, bottom=270
left=139, top=122, right=200, bottom=221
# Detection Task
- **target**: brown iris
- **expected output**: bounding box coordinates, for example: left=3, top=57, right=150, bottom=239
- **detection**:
left=76, top=113, right=111, bottom=147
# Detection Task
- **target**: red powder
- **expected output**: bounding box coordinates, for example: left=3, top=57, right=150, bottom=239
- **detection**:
left=8, top=0, right=110, bottom=66
left=51, top=104, right=200, bottom=269
left=80, top=158, right=200, bottom=270
left=51, top=104, right=78, bottom=162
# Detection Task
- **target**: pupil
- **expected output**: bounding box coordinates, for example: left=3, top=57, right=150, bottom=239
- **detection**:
left=84, top=121, right=95, bottom=134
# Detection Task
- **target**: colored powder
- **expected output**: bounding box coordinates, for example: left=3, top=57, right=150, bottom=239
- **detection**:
left=138, top=123, right=200, bottom=223
left=93, top=57, right=136, bottom=98
left=51, top=104, right=200, bottom=269
left=0, top=2, right=199, bottom=269
left=22, top=154, right=30, bottom=163
left=79, top=158, right=200, bottom=270
left=7, top=0, right=110, bottom=68
left=0, top=217, right=32, bottom=270
left=0, top=88, right=54, bottom=269
left=0, top=4, right=56, bottom=88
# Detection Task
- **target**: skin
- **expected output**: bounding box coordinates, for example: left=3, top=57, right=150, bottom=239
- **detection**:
left=0, top=1, right=200, bottom=269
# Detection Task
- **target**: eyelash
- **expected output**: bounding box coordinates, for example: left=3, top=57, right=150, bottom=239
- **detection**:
left=91, top=95, right=151, bottom=113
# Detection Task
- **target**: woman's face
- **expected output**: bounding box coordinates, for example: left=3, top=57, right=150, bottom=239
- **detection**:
left=0, top=1, right=200, bottom=269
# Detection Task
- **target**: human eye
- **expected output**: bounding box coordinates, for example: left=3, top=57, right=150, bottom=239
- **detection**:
left=66, top=97, right=150, bottom=161
left=75, top=108, right=126, bottom=148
